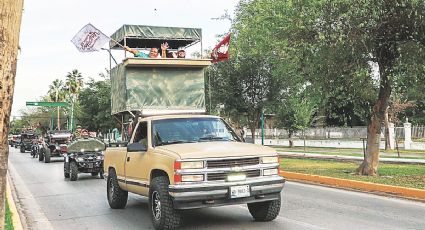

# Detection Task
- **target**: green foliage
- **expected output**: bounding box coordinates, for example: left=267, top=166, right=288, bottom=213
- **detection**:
left=77, top=74, right=115, bottom=133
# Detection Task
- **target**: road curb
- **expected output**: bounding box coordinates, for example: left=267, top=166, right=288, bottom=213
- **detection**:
left=280, top=171, right=425, bottom=201
left=6, top=175, right=23, bottom=230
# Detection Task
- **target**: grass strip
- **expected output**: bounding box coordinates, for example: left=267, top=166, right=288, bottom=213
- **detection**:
left=280, top=157, right=425, bottom=190
left=4, top=198, right=14, bottom=230
left=274, top=146, right=425, bottom=159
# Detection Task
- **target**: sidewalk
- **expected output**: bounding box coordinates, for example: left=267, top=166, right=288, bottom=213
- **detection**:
left=278, top=151, right=425, bottom=164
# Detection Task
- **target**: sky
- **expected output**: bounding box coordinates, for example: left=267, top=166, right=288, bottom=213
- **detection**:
left=12, top=0, right=239, bottom=118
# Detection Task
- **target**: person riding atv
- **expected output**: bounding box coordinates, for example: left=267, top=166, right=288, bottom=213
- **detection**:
left=64, top=130, right=106, bottom=181
left=39, top=130, right=72, bottom=163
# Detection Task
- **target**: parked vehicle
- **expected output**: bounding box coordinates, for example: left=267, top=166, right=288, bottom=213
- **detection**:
left=20, top=132, right=37, bottom=153
left=64, top=137, right=106, bottom=181
left=39, top=131, right=72, bottom=163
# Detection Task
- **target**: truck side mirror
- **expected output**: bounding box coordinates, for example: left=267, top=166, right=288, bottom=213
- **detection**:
left=127, top=142, right=147, bottom=152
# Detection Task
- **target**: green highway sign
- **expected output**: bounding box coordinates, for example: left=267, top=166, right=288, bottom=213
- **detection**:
left=26, top=101, right=68, bottom=107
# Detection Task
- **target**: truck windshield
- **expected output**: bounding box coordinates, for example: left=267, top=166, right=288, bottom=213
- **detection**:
left=152, top=118, right=240, bottom=146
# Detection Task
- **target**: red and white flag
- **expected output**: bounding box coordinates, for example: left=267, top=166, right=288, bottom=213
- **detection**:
left=71, top=23, right=110, bottom=52
left=211, top=33, right=231, bottom=63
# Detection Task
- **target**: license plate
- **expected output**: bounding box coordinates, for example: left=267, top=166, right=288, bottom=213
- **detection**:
left=230, top=185, right=250, bottom=198
left=87, top=163, right=94, bottom=168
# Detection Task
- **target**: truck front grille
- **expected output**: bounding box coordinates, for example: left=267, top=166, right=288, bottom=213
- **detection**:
left=206, top=157, right=260, bottom=169
left=207, top=170, right=261, bottom=181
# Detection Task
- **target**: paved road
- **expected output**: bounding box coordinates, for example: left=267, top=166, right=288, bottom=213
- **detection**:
left=8, top=147, right=425, bottom=230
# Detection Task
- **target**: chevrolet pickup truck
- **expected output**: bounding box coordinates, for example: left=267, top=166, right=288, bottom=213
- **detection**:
left=104, top=114, right=285, bottom=229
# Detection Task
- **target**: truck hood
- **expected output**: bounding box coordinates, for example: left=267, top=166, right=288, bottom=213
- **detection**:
left=156, top=141, right=277, bottom=159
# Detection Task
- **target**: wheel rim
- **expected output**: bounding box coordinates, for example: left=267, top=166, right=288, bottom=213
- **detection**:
left=152, top=191, right=161, bottom=221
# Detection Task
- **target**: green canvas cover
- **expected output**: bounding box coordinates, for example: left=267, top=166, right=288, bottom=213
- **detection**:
left=68, top=138, right=106, bottom=153
left=111, top=61, right=206, bottom=115
left=110, top=25, right=201, bottom=49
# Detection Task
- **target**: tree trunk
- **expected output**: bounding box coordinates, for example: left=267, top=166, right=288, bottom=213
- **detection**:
left=250, top=126, right=256, bottom=142
left=357, top=60, right=392, bottom=176
left=0, top=0, right=24, bottom=224
left=384, top=106, right=390, bottom=150
left=288, top=132, right=294, bottom=148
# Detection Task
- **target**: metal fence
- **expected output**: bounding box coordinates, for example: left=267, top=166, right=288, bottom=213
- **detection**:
left=248, top=126, right=425, bottom=140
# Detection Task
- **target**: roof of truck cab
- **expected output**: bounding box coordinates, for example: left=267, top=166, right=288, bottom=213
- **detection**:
left=141, top=114, right=220, bottom=122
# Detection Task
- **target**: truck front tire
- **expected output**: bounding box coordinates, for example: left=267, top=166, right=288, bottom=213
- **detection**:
left=107, top=169, right=128, bottom=209
left=70, top=161, right=78, bottom=181
left=39, top=149, right=44, bottom=161
left=20, top=145, right=25, bottom=153
left=149, top=176, right=181, bottom=230
left=64, top=162, right=70, bottom=178
left=247, top=197, right=281, bottom=221
left=44, top=149, right=51, bottom=163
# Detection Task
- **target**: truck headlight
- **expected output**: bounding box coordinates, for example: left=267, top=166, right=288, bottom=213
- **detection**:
left=76, top=157, right=84, bottom=162
left=96, top=155, right=104, bottom=160
left=261, top=156, right=278, bottom=164
left=181, top=175, right=204, bottom=182
left=180, top=161, right=204, bottom=169
left=263, top=168, right=278, bottom=176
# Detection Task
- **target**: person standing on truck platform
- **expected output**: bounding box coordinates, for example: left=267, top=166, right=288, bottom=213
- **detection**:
left=171, top=49, right=186, bottom=58
left=124, top=42, right=169, bottom=58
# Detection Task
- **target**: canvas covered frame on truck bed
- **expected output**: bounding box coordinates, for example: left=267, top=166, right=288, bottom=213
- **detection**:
left=109, top=25, right=211, bottom=142
left=109, top=24, right=202, bottom=52
left=111, top=58, right=211, bottom=116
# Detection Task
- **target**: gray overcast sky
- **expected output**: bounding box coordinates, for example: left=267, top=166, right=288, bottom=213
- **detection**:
left=12, top=0, right=239, bottom=117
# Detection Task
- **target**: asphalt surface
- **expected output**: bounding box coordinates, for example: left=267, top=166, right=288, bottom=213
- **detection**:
left=8, top=146, right=425, bottom=230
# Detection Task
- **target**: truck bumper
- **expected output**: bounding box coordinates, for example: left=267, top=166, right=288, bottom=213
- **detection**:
left=168, top=176, right=285, bottom=209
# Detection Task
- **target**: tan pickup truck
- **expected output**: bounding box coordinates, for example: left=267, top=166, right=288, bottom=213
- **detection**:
left=104, top=114, right=285, bottom=229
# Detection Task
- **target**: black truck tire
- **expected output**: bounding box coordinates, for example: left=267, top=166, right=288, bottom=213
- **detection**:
left=107, top=169, right=128, bottom=209
left=247, top=197, right=281, bottom=222
left=149, top=176, right=181, bottom=230
left=64, top=162, right=70, bottom=178
left=39, top=149, right=44, bottom=161
left=20, top=145, right=25, bottom=153
left=44, top=149, right=51, bottom=163
left=91, top=172, right=98, bottom=176
left=70, top=161, right=78, bottom=181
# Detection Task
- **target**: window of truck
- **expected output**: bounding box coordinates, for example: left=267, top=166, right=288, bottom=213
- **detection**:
left=152, top=118, right=240, bottom=146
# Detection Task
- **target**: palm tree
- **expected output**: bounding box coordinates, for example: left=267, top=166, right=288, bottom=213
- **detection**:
left=48, top=79, right=65, bottom=130
left=65, top=69, right=84, bottom=131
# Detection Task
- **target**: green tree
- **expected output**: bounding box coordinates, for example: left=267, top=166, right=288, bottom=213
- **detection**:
left=78, top=74, right=115, bottom=133
left=65, top=69, right=84, bottom=131
left=48, top=79, right=66, bottom=130
left=232, top=0, right=425, bottom=176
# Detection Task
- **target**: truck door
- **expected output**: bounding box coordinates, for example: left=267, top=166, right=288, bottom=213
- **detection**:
left=125, top=121, right=150, bottom=195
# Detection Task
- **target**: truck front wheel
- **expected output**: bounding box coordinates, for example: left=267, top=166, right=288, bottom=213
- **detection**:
left=149, top=176, right=181, bottom=230
left=64, top=162, right=70, bottom=178
left=247, top=197, right=281, bottom=221
left=44, top=149, right=51, bottom=163
left=39, top=149, right=44, bottom=161
left=107, top=169, right=128, bottom=209
left=70, top=161, right=78, bottom=181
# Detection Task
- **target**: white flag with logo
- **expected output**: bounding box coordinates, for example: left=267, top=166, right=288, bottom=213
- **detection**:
left=71, top=23, right=110, bottom=52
